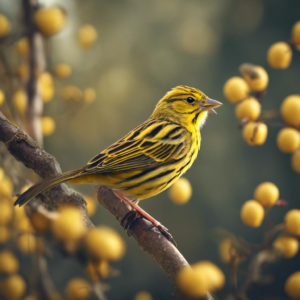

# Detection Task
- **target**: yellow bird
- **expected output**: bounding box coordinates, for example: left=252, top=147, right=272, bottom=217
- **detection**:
left=15, top=85, right=222, bottom=243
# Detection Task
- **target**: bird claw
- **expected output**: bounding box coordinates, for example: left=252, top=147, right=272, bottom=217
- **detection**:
left=121, top=210, right=177, bottom=247
left=121, top=210, right=141, bottom=234
left=148, top=223, right=177, bottom=247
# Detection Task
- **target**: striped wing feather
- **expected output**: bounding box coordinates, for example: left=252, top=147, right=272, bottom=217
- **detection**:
left=84, top=120, right=188, bottom=174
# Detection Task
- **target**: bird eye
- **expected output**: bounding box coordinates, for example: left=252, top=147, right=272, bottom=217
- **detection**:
left=186, top=97, right=195, bottom=104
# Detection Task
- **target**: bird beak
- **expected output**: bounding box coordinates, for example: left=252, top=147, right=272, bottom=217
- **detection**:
left=204, top=98, right=223, bottom=111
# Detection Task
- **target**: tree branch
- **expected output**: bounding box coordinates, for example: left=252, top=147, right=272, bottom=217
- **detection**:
left=0, top=110, right=190, bottom=298
left=22, top=0, right=45, bottom=146
left=0, top=110, right=92, bottom=227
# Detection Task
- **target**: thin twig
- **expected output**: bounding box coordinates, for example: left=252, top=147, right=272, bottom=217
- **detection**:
left=229, top=255, right=241, bottom=300
left=92, top=282, right=108, bottom=300
left=22, top=0, right=45, bottom=146
left=239, top=249, right=280, bottom=298
left=204, top=292, right=215, bottom=300
left=0, top=50, right=22, bottom=126
left=35, top=251, right=61, bottom=300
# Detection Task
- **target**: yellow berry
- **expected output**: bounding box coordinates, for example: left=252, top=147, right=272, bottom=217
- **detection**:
left=39, top=72, right=53, bottom=87
left=223, top=77, right=249, bottom=104
left=243, top=122, right=268, bottom=146
left=85, top=196, right=97, bottom=217
left=17, top=233, right=36, bottom=254
left=30, top=212, right=51, bottom=232
left=285, top=209, right=300, bottom=236
left=13, top=206, right=26, bottom=222
left=13, top=216, right=34, bottom=233
left=42, top=116, right=56, bottom=136
left=41, top=86, right=55, bottom=103
left=277, top=128, right=300, bottom=153
left=285, top=271, right=300, bottom=299
left=52, top=206, right=86, bottom=242
left=61, top=85, right=83, bottom=102
left=78, top=24, right=98, bottom=49
left=54, top=63, right=72, bottom=78
left=0, top=89, right=5, bottom=107
left=34, top=7, right=66, bottom=36
left=83, top=88, right=96, bottom=104
left=1, top=274, right=26, bottom=300
left=86, top=260, right=110, bottom=280
left=292, top=21, right=300, bottom=45
left=193, top=261, right=225, bottom=292
left=0, top=14, right=11, bottom=37
left=235, top=97, right=261, bottom=121
left=176, top=266, right=209, bottom=298
left=65, top=278, right=91, bottom=300
left=292, top=150, right=300, bottom=173
left=39, top=72, right=55, bottom=103
left=0, top=251, right=19, bottom=273
left=17, top=64, right=29, bottom=81
left=168, top=177, right=192, bottom=205
left=273, top=236, right=299, bottom=258
left=0, top=226, right=10, bottom=244
left=219, top=239, right=235, bottom=264
left=267, top=42, right=292, bottom=69
left=0, top=167, right=4, bottom=182
left=134, top=291, right=153, bottom=300
left=280, top=95, right=300, bottom=126
left=240, top=64, right=269, bottom=92
left=0, top=199, right=13, bottom=225
left=13, top=90, right=28, bottom=114
left=254, top=182, right=279, bottom=208
left=15, top=38, right=29, bottom=56
left=241, top=200, right=264, bottom=228
left=96, top=260, right=110, bottom=279
left=0, top=176, right=14, bottom=197
left=84, top=226, right=125, bottom=261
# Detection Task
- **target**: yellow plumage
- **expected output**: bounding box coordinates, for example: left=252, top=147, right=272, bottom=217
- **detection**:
left=15, top=85, right=222, bottom=207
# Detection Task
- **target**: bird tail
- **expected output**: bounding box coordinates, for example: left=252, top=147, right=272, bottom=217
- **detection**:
left=14, top=169, right=83, bottom=207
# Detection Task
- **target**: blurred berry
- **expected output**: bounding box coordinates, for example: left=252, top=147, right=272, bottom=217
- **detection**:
left=267, top=42, right=292, bottom=69
left=254, top=182, right=279, bottom=208
left=34, top=7, right=66, bottom=36
left=241, top=200, right=264, bottom=228
left=235, top=97, right=261, bottom=121
left=223, top=77, right=249, bottom=104
left=243, top=122, right=268, bottom=146
left=277, top=128, right=300, bottom=153
left=168, top=177, right=192, bottom=205
left=285, top=209, right=300, bottom=236
left=285, top=271, right=300, bottom=299
left=280, top=95, right=300, bottom=126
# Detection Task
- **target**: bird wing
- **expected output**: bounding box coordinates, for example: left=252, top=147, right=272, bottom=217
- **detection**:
left=84, top=119, right=189, bottom=173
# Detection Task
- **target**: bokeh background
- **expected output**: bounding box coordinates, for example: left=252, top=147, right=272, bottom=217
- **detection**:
left=1, top=0, right=300, bottom=299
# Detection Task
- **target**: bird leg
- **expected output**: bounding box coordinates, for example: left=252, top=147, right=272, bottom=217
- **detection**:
left=120, top=210, right=141, bottom=230
left=113, top=190, right=177, bottom=247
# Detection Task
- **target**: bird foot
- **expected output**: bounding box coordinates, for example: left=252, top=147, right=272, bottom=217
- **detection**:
left=121, top=210, right=142, bottom=233
left=120, top=210, right=177, bottom=246
left=148, top=222, right=177, bottom=247
left=114, top=191, right=177, bottom=246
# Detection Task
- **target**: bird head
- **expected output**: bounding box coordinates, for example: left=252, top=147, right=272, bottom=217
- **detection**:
left=151, top=85, right=222, bottom=130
